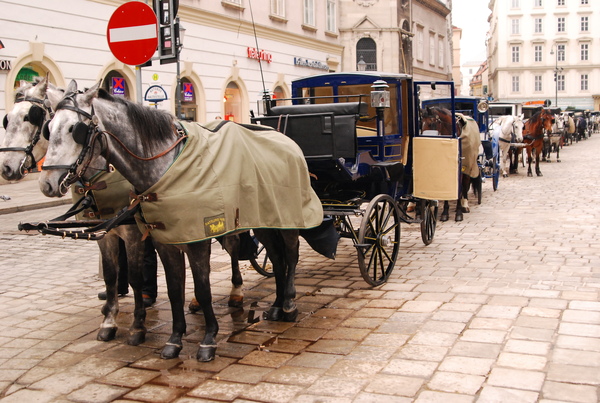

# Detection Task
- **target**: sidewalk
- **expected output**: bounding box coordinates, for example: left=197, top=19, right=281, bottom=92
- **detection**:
left=0, top=173, right=72, bottom=215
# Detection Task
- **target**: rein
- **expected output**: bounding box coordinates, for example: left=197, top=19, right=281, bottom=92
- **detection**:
left=0, top=95, right=53, bottom=174
left=101, top=124, right=187, bottom=161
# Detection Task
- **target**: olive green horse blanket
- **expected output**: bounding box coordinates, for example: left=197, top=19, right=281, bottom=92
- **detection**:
left=71, top=169, right=132, bottom=220
left=135, top=120, right=324, bottom=245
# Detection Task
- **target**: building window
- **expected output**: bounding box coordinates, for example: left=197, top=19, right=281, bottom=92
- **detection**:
left=580, top=43, right=589, bottom=61
left=512, top=76, right=520, bottom=92
left=326, top=0, right=336, bottom=32
left=534, top=75, right=542, bottom=92
left=438, top=35, right=444, bottom=68
left=557, top=74, right=565, bottom=91
left=557, top=44, right=566, bottom=61
left=557, top=0, right=565, bottom=5
left=511, top=0, right=520, bottom=7
left=534, top=18, right=543, bottom=33
left=270, top=0, right=285, bottom=17
left=534, top=45, right=543, bottom=62
left=557, top=17, right=565, bottom=32
left=429, top=32, right=436, bottom=66
left=581, top=74, right=588, bottom=91
left=512, top=46, right=520, bottom=63
left=356, top=37, right=377, bottom=71
left=580, top=16, right=588, bottom=32
left=535, top=0, right=542, bottom=6
left=581, top=0, right=588, bottom=4
left=303, top=0, right=314, bottom=26
left=416, top=26, right=424, bottom=61
left=511, top=19, right=520, bottom=34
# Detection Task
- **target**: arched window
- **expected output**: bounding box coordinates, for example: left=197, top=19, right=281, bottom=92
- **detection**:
left=103, top=70, right=130, bottom=99
left=224, top=82, right=241, bottom=122
left=357, top=38, right=377, bottom=71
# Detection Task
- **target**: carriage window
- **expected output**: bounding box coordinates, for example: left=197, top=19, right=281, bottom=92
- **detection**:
left=356, top=38, right=377, bottom=71
left=534, top=75, right=542, bottom=92
left=338, top=83, right=398, bottom=135
left=581, top=74, right=588, bottom=91
left=299, top=86, right=334, bottom=104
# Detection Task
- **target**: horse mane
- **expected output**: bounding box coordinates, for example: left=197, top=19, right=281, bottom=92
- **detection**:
left=97, top=88, right=176, bottom=154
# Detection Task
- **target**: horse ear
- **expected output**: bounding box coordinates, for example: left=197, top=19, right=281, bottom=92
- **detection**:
left=32, top=77, right=48, bottom=98
left=66, top=80, right=78, bottom=94
left=81, top=80, right=101, bottom=105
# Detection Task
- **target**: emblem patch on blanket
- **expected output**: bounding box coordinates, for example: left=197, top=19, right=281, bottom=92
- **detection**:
left=135, top=120, right=324, bottom=244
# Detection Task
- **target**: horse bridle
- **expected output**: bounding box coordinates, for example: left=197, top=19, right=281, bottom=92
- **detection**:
left=41, top=91, right=103, bottom=196
left=0, top=95, right=53, bottom=175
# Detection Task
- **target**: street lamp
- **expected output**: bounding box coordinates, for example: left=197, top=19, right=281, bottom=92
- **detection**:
left=175, top=19, right=186, bottom=119
left=550, top=45, right=564, bottom=109
left=357, top=55, right=367, bottom=71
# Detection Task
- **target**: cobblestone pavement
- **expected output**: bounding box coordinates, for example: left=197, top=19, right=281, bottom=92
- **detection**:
left=0, top=136, right=599, bottom=402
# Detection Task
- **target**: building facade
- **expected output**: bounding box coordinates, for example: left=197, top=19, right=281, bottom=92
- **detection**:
left=487, top=0, right=599, bottom=110
left=0, top=0, right=343, bottom=124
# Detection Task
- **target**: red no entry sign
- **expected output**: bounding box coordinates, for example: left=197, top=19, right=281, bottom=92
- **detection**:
left=107, top=2, right=158, bottom=66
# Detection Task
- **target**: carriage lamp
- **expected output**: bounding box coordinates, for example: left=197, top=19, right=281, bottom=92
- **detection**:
left=371, top=80, right=390, bottom=159
left=371, top=80, right=390, bottom=109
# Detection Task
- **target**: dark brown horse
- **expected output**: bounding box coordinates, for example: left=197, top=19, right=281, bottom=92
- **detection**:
left=421, top=106, right=482, bottom=221
left=523, top=108, right=555, bottom=177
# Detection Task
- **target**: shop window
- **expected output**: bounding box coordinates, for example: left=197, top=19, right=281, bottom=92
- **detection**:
left=224, top=82, right=241, bottom=122
left=103, top=70, right=129, bottom=99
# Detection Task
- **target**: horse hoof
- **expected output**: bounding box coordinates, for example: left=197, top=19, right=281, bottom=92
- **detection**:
left=228, top=296, right=244, bottom=308
left=527, top=173, right=533, bottom=177
left=161, top=343, right=183, bottom=360
left=440, top=214, right=449, bottom=222
left=455, top=214, right=463, bottom=222
left=196, top=345, right=217, bottom=362
left=282, top=308, right=299, bottom=322
left=264, top=306, right=283, bottom=321
left=461, top=207, right=470, bottom=213
left=537, top=172, right=543, bottom=177
left=128, top=331, right=146, bottom=346
left=97, top=327, right=117, bottom=342
left=189, top=297, right=201, bottom=313
left=557, top=159, right=561, bottom=163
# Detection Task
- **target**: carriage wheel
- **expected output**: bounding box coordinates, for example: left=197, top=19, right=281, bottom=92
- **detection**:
left=419, top=199, right=437, bottom=246
left=492, top=153, right=500, bottom=191
left=357, top=194, right=401, bottom=286
left=249, top=236, right=274, bottom=277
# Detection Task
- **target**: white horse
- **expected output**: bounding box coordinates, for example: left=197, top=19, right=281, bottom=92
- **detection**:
left=491, top=114, right=524, bottom=177
left=543, top=113, right=564, bottom=163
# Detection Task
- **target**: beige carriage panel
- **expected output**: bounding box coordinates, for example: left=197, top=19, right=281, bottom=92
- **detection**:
left=412, top=137, right=460, bottom=200
left=356, top=126, right=377, bottom=137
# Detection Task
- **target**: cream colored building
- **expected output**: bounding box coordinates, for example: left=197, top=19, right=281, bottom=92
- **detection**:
left=0, top=0, right=343, bottom=124
left=487, top=0, right=599, bottom=110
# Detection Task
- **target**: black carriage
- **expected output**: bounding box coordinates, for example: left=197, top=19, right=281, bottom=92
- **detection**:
left=252, top=73, right=462, bottom=286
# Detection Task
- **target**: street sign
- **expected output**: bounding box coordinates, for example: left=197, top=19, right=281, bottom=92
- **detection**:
left=144, top=85, right=168, bottom=102
left=107, top=2, right=158, bottom=66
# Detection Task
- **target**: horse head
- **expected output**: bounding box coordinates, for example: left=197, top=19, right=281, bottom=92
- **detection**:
left=421, top=106, right=454, bottom=136
left=512, top=114, right=524, bottom=143
left=0, top=77, right=58, bottom=181
left=39, top=79, right=103, bottom=197
left=540, top=108, right=555, bottom=133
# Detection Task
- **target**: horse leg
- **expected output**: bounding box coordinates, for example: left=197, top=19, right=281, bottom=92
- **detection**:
left=154, top=241, right=187, bottom=360
left=182, top=242, right=219, bottom=362
left=96, top=234, right=120, bottom=342
left=222, top=234, right=244, bottom=308
left=440, top=200, right=450, bottom=222
left=500, top=143, right=509, bottom=177
left=535, top=147, right=543, bottom=176
left=122, top=227, right=147, bottom=346
left=254, top=229, right=300, bottom=322
left=526, top=147, right=533, bottom=177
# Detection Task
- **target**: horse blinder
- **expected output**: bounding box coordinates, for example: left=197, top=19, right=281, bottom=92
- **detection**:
left=42, top=121, right=50, bottom=140
left=2, top=115, right=7, bottom=130
left=72, top=122, right=91, bottom=145
left=27, top=105, right=45, bottom=127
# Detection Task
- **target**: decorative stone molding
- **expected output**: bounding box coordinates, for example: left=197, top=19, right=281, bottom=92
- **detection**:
left=354, top=0, right=379, bottom=6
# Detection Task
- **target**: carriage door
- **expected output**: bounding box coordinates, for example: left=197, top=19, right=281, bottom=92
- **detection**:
left=412, top=81, right=461, bottom=201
